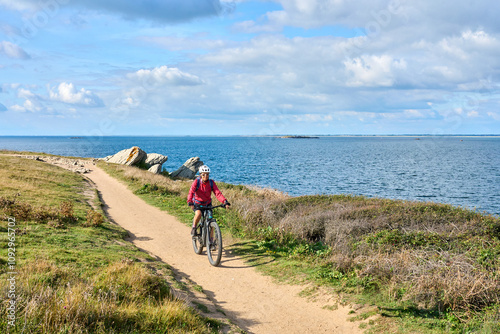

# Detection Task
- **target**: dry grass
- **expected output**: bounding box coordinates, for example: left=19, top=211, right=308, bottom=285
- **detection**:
left=121, top=165, right=185, bottom=195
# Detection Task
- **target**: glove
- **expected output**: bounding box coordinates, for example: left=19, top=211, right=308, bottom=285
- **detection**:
left=224, top=200, right=231, bottom=207
left=188, top=202, right=194, bottom=207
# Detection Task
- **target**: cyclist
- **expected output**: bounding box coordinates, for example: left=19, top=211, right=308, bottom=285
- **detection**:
left=187, top=165, right=230, bottom=236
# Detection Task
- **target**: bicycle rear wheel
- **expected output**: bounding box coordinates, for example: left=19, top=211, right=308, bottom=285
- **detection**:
left=207, top=221, right=222, bottom=266
left=192, top=225, right=204, bottom=255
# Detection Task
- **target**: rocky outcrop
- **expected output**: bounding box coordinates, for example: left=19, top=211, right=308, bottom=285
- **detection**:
left=170, top=157, right=203, bottom=179
left=101, top=147, right=202, bottom=178
left=105, top=146, right=147, bottom=166
left=101, top=147, right=168, bottom=174
left=144, top=153, right=168, bottom=168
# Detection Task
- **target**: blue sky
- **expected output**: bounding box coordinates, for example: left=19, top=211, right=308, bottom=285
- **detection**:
left=1, top=0, right=500, bottom=136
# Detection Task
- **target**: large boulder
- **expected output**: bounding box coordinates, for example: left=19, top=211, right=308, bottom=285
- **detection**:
left=170, top=157, right=203, bottom=179
left=144, top=153, right=168, bottom=168
left=148, top=164, right=163, bottom=174
left=106, top=146, right=147, bottom=166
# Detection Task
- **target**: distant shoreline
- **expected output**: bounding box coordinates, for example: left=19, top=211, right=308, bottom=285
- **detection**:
left=1, top=134, right=500, bottom=138
left=276, top=135, right=319, bottom=139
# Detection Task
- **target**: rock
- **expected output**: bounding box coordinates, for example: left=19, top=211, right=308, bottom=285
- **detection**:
left=74, top=168, right=90, bottom=174
left=106, top=146, right=147, bottom=166
left=148, top=164, right=163, bottom=174
left=170, top=157, right=203, bottom=179
left=144, top=153, right=168, bottom=168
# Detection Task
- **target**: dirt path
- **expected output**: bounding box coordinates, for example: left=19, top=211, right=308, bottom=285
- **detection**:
left=84, top=165, right=362, bottom=334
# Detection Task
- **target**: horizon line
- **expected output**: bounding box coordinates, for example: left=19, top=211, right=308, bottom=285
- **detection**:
left=1, top=134, right=500, bottom=137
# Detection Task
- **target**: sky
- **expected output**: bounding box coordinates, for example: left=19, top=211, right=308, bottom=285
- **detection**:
left=0, top=0, right=500, bottom=136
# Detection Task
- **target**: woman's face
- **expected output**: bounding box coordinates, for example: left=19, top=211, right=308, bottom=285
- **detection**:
left=200, top=172, right=209, bottom=181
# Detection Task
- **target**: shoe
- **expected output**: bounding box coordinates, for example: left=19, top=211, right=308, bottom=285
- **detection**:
left=191, top=227, right=196, bottom=236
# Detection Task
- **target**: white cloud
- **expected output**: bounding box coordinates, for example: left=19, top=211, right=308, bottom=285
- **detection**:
left=17, top=88, right=36, bottom=99
left=10, top=98, right=43, bottom=113
left=127, top=66, right=204, bottom=87
left=49, top=82, right=103, bottom=107
left=0, top=41, right=30, bottom=59
left=344, top=55, right=406, bottom=87
left=404, top=109, right=425, bottom=118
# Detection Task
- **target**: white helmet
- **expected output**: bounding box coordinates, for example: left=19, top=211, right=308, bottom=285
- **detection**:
left=199, top=165, right=210, bottom=174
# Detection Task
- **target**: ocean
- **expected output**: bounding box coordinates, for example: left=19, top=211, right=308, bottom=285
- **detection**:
left=1, top=136, right=499, bottom=216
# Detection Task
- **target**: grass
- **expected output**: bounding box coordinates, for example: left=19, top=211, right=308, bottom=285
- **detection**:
left=97, top=160, right=500, bottom=334
left=0, top=154, right=225, bottom=333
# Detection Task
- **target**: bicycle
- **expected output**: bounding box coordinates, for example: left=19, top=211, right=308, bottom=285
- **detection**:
left=191, top=204, right=225, bottom=266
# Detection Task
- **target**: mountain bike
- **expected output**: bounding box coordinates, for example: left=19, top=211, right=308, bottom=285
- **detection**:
left=192, top=204, right=224, bottom=266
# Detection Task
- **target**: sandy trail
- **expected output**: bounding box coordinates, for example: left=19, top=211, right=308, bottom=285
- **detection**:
left=84, top=165, right=362, bottom=334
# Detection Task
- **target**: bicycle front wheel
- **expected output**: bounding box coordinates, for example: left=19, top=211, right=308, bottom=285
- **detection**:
left=207, top=222, right=223, bottom=266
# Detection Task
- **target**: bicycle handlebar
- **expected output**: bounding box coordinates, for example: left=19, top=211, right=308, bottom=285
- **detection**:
left=196, top=204, right=227, bottom=210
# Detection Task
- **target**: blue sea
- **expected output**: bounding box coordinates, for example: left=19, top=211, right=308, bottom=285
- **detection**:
left=1, top=136, right=499, bottom=216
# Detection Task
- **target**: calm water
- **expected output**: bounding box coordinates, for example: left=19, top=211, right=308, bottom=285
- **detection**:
left=1, top=136, right=499, bottom=216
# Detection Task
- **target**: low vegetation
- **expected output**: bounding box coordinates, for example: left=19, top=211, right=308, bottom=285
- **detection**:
left=0, top=154, right=223, bottom=333
left=99, top=161, right=500, bottom=333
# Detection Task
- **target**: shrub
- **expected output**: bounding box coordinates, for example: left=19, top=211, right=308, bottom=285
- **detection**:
left=85, top=210, right=104, bottom=227
left=59, top=201, right=75, bottom=221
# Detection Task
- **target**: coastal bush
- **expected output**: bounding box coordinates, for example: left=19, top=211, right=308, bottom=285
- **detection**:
left=85, top=209, right=104, bottom=227
left=59, top=201, right=75, bottom=221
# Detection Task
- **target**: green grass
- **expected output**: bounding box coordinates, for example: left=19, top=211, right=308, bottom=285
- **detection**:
left=97, top=160, right=500, bottom=334
left=0, top=154, right=224, bottom=333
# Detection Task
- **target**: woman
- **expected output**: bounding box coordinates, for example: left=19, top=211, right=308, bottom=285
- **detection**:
left=187, top=165, right=230, bottom=236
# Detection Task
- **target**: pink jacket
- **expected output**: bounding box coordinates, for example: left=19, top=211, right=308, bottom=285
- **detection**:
left=187, top=178, right=227, bottom=206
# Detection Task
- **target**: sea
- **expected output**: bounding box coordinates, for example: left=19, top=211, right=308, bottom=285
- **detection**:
left=1, top=136, right=499, bottom=216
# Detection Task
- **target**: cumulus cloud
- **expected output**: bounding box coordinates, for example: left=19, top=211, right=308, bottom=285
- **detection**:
left=238, top=0, right=500, bottom=35
left=17, top=88, right=37, bottom=99
left=344, top=55, right=406, bottom=87
left=0, top=0, right=232, bottom=23
left=0, top=41, right=30, bottom=59
left=127, top=66, right=204, bottom=87
left=10, top=98, right=44, bottom=113
left=49, top=82, right=103, bottom=107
